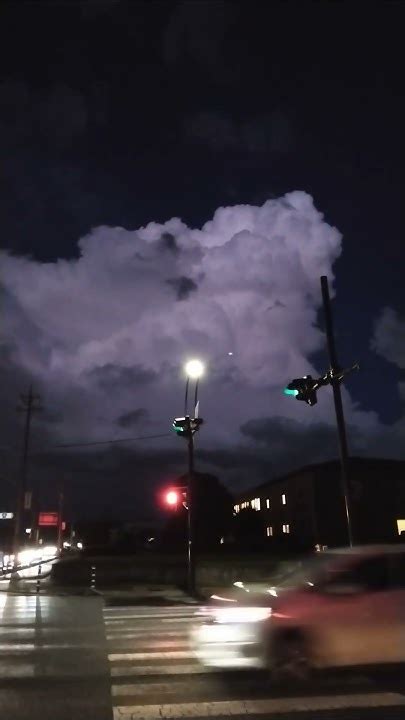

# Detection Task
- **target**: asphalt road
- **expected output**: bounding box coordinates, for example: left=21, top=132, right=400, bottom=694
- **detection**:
left=0, top=586, right=404, bottom=720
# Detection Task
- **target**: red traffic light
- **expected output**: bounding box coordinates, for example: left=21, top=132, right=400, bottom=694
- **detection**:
left=165, top=489, right=179, bottom=507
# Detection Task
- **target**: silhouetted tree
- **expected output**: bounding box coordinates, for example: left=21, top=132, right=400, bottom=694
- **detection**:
left=160, top=472, right=233, bottom=552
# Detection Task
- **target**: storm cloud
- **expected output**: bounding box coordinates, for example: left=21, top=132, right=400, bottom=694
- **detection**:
left=1, top=192, right=386, bottom=498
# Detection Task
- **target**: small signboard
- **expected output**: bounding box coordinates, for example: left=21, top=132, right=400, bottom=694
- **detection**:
left=0, top=512, right=14, bottom=520
left=38, top=512, right=59, bottom=527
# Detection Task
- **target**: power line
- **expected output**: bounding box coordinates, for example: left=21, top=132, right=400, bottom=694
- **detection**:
left=42, top=432, right=173, bottom=450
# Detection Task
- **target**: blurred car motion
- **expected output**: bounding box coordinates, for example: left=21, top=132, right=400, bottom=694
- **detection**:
left=191, top=545, right=405, bottom=680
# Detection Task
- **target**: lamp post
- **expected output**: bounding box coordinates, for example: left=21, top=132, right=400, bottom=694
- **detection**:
left=173, top=359, right=204, bottom=596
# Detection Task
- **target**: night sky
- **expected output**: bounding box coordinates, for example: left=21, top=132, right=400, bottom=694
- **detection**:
left=1, top=0, right=404, bottom=523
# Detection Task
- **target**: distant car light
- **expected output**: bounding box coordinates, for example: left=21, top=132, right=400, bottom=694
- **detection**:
left=77, top=542, right=83, bottom=550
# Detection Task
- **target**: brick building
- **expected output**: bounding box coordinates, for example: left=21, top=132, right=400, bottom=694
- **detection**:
left=234, top=458, right=405, bottom=549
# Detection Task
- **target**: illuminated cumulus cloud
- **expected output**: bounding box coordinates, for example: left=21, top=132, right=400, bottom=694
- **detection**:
left=1, top=192, right=379, bottom=452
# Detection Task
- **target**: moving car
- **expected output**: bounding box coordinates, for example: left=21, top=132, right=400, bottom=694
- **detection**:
left=191, top=545, right=405, bottom=680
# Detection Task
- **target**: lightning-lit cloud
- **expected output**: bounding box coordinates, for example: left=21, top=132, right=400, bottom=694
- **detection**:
left=1, top=192, right=380, bottom=461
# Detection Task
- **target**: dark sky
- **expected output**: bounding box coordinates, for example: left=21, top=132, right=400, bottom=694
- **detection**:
left=1, top=0, right=404, bottom=522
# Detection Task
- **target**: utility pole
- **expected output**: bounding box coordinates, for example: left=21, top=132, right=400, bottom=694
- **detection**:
left=57, top=484, right=64, bottom=552
left=13, top=385, right=42, bottom=556
left=172, top=360, right=204, bottom=596
left=186, top=418, right=196, bottom=596
left=320, top=276, right=353, bottom=547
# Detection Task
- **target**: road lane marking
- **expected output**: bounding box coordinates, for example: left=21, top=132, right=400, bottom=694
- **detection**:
left=109, top=650, right=195, bottom=662
left=111, top=664, right=209, bottom=677
left=112, top=692, right=405, bottom=719
left=103, top=607, right=197, bottom=613
left=104, top=614, right=197, bottom=621
left=107, top=631, right=188, bottom=640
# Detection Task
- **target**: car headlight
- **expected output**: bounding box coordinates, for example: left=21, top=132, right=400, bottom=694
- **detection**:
left=213, top=606, right=272, bottom=624
left=18, top=549, right=41, bottom=565
left=42, top=545, right=58, bottom=557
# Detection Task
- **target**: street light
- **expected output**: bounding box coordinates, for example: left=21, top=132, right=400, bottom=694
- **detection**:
left=184, top=359, right=204, bottom=380
left=172, top=359, right=205, bottom=597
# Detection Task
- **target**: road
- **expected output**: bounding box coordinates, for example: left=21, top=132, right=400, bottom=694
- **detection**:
left=0, top=583, right=111, bottom=719
left=0, top=586, right=404, bottom=720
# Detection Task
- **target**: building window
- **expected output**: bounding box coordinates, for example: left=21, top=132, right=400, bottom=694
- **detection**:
left=266, top=498, right=270, bottom=509
left=234, top=504, right=240, bottom=514
left=397, top=519, right=405, bottom=535
left=281, top=493, right=287, bottom=505
left=282, top=524, right=290, bottom=534
left=266, top=526, right=273, bottom=537
left=250, top=497, right=261, bottom=511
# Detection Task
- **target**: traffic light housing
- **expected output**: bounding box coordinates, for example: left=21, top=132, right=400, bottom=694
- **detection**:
left=172, top=416, right=204, bottom=437
left=162, top=487, right=188, bottom=510
left=284, top=375, right=318, bottom=406
left=172, top=417, right=189, bottom=436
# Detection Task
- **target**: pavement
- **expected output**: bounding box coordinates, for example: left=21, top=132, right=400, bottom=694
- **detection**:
left=0, top=580, right=405, bottom=720
left=0, top=580, right=111, bottom=720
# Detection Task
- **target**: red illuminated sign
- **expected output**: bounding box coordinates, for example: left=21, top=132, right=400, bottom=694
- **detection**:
left=38, top=512, right=59, bottom=527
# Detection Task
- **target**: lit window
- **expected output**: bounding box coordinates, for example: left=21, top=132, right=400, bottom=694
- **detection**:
left=397, top=519, right=405, bottom=535
left=266, top=526, right=273, bottom=537
left=266, top=498, right=270, bottom=509
left=282, top=493, right=287, bottom=505
left=234, top=504, right=240, bottom=513
left=250, top=497, right=261, bottom=511
left=282, top=524, right=290, bottom=534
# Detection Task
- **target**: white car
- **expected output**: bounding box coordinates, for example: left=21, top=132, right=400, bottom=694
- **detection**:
left=191, top=545, right=405, bottom=680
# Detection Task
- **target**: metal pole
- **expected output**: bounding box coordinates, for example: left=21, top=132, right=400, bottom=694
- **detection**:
left=13, top=386, right=34, bottom=556
left=320, top=276, right=353, bottom=547
left=57, top=486, right=64, bottom=553
left=187, top=420, right=196, bottom=596
left=36, top=563, right=42, bottom=594
left=184, top=377, right=190, bottom=416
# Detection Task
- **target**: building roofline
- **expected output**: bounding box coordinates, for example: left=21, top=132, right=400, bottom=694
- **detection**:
left=235, top=456, right=405, bottom=501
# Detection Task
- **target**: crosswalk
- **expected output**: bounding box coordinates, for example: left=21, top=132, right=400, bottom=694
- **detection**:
left=103, top=603, right=405, bottom=720
left=0, top=588, right=112, bottom=720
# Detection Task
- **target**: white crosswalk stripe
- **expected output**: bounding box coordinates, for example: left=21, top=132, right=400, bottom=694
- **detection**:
left=103, top=603, right=405, bottom=720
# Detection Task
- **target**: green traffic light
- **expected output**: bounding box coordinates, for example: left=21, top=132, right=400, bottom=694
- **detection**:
left=284, top=387, right=298, bottom=396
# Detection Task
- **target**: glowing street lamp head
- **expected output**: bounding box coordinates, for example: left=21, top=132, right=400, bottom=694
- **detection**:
left=184, top=359, right=204, bottom=379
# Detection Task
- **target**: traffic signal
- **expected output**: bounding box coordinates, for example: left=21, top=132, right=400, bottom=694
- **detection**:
left=172, top=417, right=189, bottom=436
left=284, top=375, right=318, bottom=406
left=172, top=416, right=204, bottom=437
left=162, top=487, right=187, bottom=510
left=165, top=489, right=180, bottom=507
